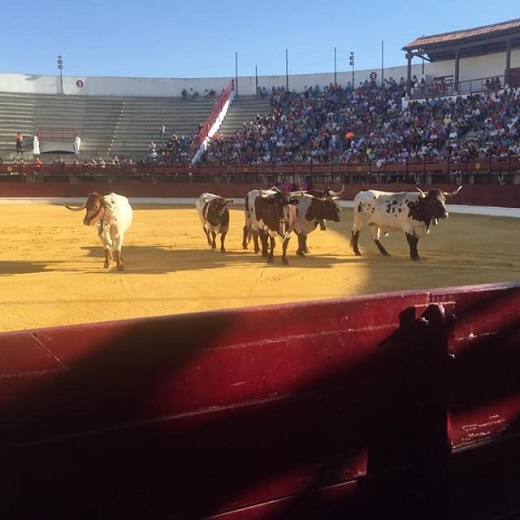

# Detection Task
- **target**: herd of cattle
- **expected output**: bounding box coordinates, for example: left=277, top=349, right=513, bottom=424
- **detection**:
left=64, top=186, right=463, bottom=270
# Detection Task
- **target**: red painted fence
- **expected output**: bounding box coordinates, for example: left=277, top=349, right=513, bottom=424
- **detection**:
left=1, top=282, right=520, bottom=519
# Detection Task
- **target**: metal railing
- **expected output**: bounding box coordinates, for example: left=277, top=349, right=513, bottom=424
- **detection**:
left=1, top=156, right=519, bottom=185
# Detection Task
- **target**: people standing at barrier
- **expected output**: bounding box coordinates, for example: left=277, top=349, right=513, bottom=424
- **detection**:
left=33, top=156, right=42, bottom=170
left=16, top=132, right=24, bottom=154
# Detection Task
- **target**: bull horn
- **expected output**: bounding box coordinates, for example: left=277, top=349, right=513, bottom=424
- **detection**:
left=327, top=185, right=345, bottom=197
left=64, top=201, right=87, bottom=211
left=225, top=198, right=235, bottom=203
left=444, top=185, right=462, bottom=198
left=416, top=187, right=426, bottom=198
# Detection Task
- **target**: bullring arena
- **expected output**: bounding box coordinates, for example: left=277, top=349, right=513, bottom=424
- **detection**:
left=3, top=18, right=520, bottom=520
left=1, top=198, right=519, bottom=332
left=0, top=19, right=519, bottom=336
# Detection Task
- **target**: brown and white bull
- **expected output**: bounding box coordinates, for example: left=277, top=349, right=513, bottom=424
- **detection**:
left=65, top=192, right=133, bottom=270
left=242, top=188, right=300, bottom=265
left=195, top=193, right=235, bottom=252
left=292, top=186, right=344, bottom=256
left=351, top=186, right=462, bottom=260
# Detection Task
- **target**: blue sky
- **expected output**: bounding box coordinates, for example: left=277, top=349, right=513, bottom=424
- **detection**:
left=2, top=1, right=518, bottom=79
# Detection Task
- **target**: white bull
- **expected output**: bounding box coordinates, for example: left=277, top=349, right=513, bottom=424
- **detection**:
left=65, top=192, right=133, bottom=270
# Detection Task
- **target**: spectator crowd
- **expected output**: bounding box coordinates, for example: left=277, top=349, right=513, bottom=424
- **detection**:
left=197, top=78, right=520, bottom=169
left=9, top=77, right=519, bottom=172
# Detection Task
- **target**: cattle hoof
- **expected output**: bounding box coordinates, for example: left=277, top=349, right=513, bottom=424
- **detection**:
left=117, top=264, right=125, bottom=271
left=282, top=258, right=289, bottom=265
left=296, top=251, right=305, bottom=257
left=411, top=256, right=421, bottom=261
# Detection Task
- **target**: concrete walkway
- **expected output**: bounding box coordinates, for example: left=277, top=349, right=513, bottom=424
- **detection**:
left=1, top=197, right=519, bottom=218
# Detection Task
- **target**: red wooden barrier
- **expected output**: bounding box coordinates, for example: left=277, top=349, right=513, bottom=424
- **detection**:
left=1, top=282, right=520, bottom=518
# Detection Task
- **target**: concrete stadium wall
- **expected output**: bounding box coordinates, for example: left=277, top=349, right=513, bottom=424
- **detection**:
left=1, top=47, right=517, bottom=97
left=0, top=68, right=417, bottom=97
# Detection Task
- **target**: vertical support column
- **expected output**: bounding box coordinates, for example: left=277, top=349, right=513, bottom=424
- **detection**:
left=454, top=48, right=460, bottom=94
left=505, top=38, right=512, bottom=87
left=406, top=52, right=413, bottom=98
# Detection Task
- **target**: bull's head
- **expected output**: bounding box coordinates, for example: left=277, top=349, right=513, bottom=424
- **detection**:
left=64, top=192, right=107, bottom=226
left=261, top=189, right=299, bottom=238
left=320, top=196, right=342, bottom=223
left=321, top=186, right=344, bottom=224
left=207, top=197, right=234, bottom=218
left=417, top=186, right=462, bottom=200
left=416, top=186, right=462, bottom=225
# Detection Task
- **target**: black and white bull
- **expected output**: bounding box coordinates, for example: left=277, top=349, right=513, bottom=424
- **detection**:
left=351, top=186, right=462, bottom=260
left=242, top=188, right=299, bottom=265
left=293, top=186, right=344, bottom=256
left=196, top=193, right=235, bottom=252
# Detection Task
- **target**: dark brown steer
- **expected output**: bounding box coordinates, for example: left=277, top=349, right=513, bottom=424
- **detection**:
left=254, top=189, right=300, bottom=265
left=195, top=193, right=235, bottom=252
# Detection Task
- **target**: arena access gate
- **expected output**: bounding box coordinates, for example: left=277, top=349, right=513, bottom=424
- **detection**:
left=1, top=282, right=520, bottom=519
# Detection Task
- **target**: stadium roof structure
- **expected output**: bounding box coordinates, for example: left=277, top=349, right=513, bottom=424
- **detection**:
left=401, top=18, right=520, bottom=96
left=402, top=18, right=520, bottom=62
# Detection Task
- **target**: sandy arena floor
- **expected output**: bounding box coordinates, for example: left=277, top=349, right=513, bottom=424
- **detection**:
left=0, top=201, right=519, bottom=332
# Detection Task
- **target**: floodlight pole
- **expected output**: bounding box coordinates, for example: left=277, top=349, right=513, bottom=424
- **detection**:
left=57, top=55, right=64, bottom=95
left=235, top=52, right=239, bottom=97
left=334, top=47, right=337, bottom=85
left=285, top=49, right=289, bottom=91
left=349, top=51, right=355, bottom=89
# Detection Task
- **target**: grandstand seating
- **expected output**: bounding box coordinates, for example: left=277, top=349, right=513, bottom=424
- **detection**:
left=217, top=95, right=271, bottom=137
left=0, top=92, right=218, bottom=161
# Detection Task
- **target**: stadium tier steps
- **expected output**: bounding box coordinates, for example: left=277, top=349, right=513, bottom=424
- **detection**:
left=217, top=95, right=272, bottom=138
left=0, top=92, right=216, bottom=162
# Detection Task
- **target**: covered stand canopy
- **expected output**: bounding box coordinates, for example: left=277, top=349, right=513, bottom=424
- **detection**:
left=402, top=18, right=520, bottom=96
